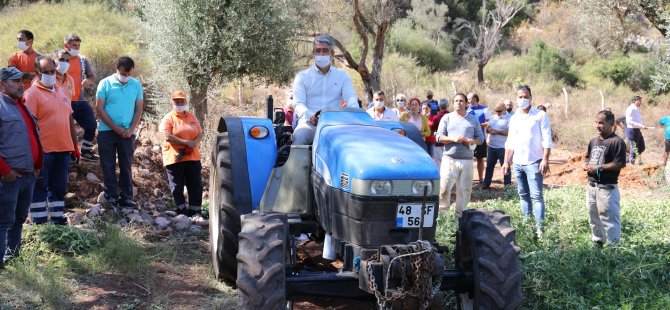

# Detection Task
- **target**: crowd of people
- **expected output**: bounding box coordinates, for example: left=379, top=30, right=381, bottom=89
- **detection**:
left=0, top=30, right=204, bottom=269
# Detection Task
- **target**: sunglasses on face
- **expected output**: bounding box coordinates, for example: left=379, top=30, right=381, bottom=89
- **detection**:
left=58, top=58, right=70, bottom=62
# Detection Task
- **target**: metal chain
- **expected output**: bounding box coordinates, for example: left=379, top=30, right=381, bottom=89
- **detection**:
left=366, top=241, right=442, bottom=309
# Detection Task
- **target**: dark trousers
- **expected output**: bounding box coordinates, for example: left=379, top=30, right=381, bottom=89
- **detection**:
left=98, top=131, right=134, bottom=202
left=71, top=101, right=97, bottom=146
left=484, top=146, right=511, bottom=187
left=625, top=128, right=645, bottom=159
left=0, top=174, right=35, bottom=263
left=31, top=152, right=70, bottom=224
left=166, top=161, right=203, bottom=210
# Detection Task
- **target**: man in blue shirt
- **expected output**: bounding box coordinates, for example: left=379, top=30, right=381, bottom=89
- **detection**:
left=95, top=56, right=143, bottom=208
left=467, top=93, right=491, bottom=183
left=659, top=115, right=670, bottom=166
left=421, top=90, right=439, bottom=115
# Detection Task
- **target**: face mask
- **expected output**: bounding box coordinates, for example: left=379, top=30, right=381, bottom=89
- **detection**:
left=69, top=49, right=80, bottom=57
left=174, top=105, right=187, bottom=112
left=427, top=95, right=433, bottom=100
left=397, top=101, right=405, bottom=108
left=517, top=98, right=531, bottom=109
left=40, top=73, right=57, bottom=87
left=314, top=55, right=331, bottom=68
left=374, top=101, right=384, bottom=108
left=17, top=41, right=29, bottom=51
left=57, top=62, right=70, bottom=74
left=117, top=74, right=130, bottom=83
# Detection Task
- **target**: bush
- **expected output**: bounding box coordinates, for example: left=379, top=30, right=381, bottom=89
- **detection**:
left=388, top=19, right=454, bottom=72
left=591, top=54, right=654, bottom=91
left=24, top=224, right=101, bottom=256
left=527, top=40, right=580, bottom=86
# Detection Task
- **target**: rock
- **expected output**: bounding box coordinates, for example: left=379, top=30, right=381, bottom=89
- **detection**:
left=153, top=188, right=162, bottom=197
left=152, top=145, right=161, bottom=153
left=164, top=210, right=177, bottom=217
left=155, top=204, right=168, bottom=212
left=139, top=212, right=154, bottom=224
left=88, top=204, right=102, bottom=217
left=133, top=187, right=138, bottom=197
left=172, top=214, right=191, bottom=230
left=189, top=225, right=202, bottom=233
left=158, top=227, right=173, bottom=236
left=127, top=213, right=144, bottom=224
left=69, top=172, right=78, bottom=182
left=65, top=192, right=76, bottom=200
left=65, top=211, right=86, bottom=225
left=117, top=219, right=128, bottom=227
left=155, top=216, right=171, bottom=229
left=121, top=208, right=135, bottom=215
left=86, top=173, right=100, bottom=183
left=192, top=215, right=209, bottom=227
left=97, top=192, right=107, bottom=204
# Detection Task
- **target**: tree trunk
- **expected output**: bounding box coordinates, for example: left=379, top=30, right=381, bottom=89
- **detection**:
left=477, top=63, right=485, bottom=84
left=188, top=79, right=209, bottom=129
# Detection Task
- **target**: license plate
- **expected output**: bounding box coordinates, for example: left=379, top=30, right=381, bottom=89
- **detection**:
left=396, top=203, right=435, bottom=228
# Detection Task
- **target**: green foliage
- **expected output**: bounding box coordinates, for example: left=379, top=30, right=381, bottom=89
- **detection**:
left=0, top=1, right=143, bottom=79
left=388, top=19, right=454, bottom=72
left=93, top=224, right=147, bottom=274
left=587, top=53, right=655, bottom=92
left=140, top=0, right=298, bottom=93
left=436, top=185, right=670, bottom=309
left=24, top=224, right=101, bottom=256
left=527, top=40, right=579, bottom=86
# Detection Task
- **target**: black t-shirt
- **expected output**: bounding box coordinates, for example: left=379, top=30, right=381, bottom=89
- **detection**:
left=586, top=133, right=626, bottom=184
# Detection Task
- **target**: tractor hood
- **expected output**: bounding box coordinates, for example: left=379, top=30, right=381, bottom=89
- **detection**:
left=313, top=108, right=439, bottom=191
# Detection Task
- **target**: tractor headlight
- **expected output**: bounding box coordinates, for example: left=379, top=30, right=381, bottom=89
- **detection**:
left=392, top=128, right=406, bottom=136
left=411, top=180, right=433, bottom=195
left=249, top=126, right=269, bottom=139
left=370, top=180, right=392, bottom=195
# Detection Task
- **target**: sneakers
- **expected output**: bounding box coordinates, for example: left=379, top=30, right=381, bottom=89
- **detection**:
left=81, top=150, right=99, bottom=162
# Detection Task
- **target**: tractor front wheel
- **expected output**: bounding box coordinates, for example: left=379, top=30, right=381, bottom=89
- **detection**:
left=236, top=213, right=287, bottom=310
left=456, top=209, right=523, bottom=310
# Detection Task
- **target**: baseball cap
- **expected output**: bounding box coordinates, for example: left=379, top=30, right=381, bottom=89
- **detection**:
left=0, top=67, right=25, bottom=80
left=171, top=90, right=187, bottom=100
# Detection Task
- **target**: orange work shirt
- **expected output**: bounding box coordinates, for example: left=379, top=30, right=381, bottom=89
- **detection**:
left=159, top=111, right=202, bottom=166
left=23, top=82, right=74, bottom=153
left=56, top=73, right=75, bottom=102
left=8, top=50, right=40, bottom=90
left=67, top=55, right=84, bottom=100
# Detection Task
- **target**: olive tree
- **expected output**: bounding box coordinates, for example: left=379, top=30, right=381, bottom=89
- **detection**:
left=141, top=0, right=298, bottom=124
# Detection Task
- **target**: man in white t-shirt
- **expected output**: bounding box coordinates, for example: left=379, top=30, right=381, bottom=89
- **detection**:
left=367, top=90, right=398, bottom=121
left=483, top=102, right=511, bottom=189
left=624, top=95, right=650, bottom=164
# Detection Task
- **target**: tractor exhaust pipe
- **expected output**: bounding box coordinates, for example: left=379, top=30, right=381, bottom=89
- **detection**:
left=266, top=95, right=274, bottom=120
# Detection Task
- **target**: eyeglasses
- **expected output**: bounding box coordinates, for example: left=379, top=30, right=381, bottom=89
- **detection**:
left=396, top=99, right=406, bottom=102
left=313, top=48, right=331, bottom=54
left=58, top=58, right=70, bottom=63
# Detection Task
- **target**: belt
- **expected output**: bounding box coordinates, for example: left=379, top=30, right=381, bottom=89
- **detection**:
left=589, top=181, right=615, bottom=189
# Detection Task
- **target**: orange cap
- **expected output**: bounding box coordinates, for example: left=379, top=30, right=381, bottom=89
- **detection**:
left=171, top=90, right=187, bottom=100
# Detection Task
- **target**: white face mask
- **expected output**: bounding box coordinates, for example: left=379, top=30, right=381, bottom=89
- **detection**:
left=397, top=101, right=405, bottom=108
left=374, top=101, right=385, bottom=108
left=314, top=55, right=331, bottom=69
left=40, top=73, right=57, bottom=87
left=174, top=105, right=187, bottom=112
left=517, top=98, right=531, bottom=110
left=117, top=74, right=130, bottom=83
left=57, top=61, right=70, bottom=74
left=17, top=41, right=29, bottom=51
left=69, top=49, right=80, bottom=57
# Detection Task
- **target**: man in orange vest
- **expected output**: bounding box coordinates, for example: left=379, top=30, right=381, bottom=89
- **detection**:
left=8, top=30, right=41, bottom=91
left=64, top=34, right=99, bottom=162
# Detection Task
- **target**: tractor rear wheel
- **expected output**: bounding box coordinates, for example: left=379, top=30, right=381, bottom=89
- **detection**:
left=210, top=133, right=240, bottom=283
left=456, top=209, right=523, bottom=310
left=236, top=213, right=287, bottom=310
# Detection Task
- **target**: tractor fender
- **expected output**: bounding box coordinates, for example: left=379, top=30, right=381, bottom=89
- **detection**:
left=216, top=116, right=277, bottom=213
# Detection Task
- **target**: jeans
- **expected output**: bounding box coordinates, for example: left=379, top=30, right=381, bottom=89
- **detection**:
left=98, top=131, right=135, bottom=202
left=439, top=156, right=473, bottom=219
left=513, top=160, right=545, bottom=229
left=166, top=160, right=203, bottom=212
left=71, top=101, right=97, bottom=149
left=625, top=128, right=645, bottom=160
left=0, top=173, right=35, bottom=263
left=587, top=183, right=621, bottom=243
left=30, top=152, right=71, bottom=224
left=484, top=147, right=511, bottom=187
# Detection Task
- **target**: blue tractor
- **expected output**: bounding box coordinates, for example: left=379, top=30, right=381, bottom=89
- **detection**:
left=209, top=97, right=522, bottom=309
